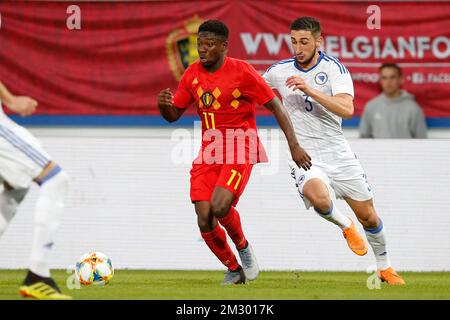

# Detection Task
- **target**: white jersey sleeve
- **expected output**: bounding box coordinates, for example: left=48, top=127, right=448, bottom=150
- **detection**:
left=322, top=54, right=354, bottom=98
left=330, top=68, right=354, bottom=98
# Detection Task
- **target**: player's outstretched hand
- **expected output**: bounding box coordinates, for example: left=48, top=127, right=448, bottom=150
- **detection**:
left=158, top=88, right=174, bottom=109
left=286, top=76, right=310, bottom=93
left=8, top=96, right=38, bottom=117
left=291, top=144, right=312, bottom=171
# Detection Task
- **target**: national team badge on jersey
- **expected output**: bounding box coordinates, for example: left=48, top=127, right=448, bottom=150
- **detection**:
left=315, top=72, right=328, bottom=85
left=166, top=15, right=203, bottom=81
left=200, top=92, right=215, bottom=108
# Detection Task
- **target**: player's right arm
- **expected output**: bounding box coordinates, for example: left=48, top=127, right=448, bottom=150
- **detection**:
left=157, top=66, right=194, bottom=123
left=157, top=88, right=186, bottom=123
left=0, top=81, right=38, bottom=116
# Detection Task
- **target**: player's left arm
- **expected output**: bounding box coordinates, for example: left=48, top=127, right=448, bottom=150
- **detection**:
left=0, top=81, right=38, bottom=116
left=264, top=97, right=312, bottom=170
left=285, top=76, right=354, bottom=119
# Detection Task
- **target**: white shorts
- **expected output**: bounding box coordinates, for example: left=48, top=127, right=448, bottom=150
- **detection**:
left=0, top=116, right=51, bottom=189
left=288, top=156, right=374, bottom=209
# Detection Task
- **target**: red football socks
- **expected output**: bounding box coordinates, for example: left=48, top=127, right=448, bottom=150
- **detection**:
left=219, top=207, right=248, bottom=251
left=201, top=224, right=239, bottom=271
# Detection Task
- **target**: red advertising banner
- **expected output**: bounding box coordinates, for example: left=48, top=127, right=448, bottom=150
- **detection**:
left=0, top=1, right=448, bottom=124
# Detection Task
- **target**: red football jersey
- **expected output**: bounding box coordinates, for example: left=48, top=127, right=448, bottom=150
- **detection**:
left=173, top=57, right=275, bottom=164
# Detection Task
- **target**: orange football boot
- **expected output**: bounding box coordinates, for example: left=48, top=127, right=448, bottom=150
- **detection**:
left=378, top=267, right=406, bottom=285
left=342, top=219, right=368, bottom=256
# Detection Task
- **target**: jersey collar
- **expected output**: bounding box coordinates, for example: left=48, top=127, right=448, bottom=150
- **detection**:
left=293, top=51, right=324, bottom=73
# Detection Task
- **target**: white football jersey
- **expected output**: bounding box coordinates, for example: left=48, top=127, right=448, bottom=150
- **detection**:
left=263, top=51, right=355, bottom=162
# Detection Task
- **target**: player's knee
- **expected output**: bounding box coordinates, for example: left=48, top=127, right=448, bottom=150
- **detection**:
left=210, top=202, right=231, bottom=219
left=197, top=215, right=213, bottom=232
left=54, top=170, right=70, bottom=189
left=41, top=169, right=70, bottom=195
left=357, top=204, right=378, bottom=228
left=35, top=169, right=70, bottom=227
left=310, top=194, right=331, bottom=213
left=196, top=212, right=214, bottom=232
left=194, top=204, right=213, bottom=232
left=360, top=214, right=378, bottom=228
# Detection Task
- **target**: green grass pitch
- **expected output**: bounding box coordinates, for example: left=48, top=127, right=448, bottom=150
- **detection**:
left=1, top=270, right=450, bottom=300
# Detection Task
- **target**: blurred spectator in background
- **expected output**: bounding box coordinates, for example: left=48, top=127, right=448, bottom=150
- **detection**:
left=359, top=63, right=427, bottom=138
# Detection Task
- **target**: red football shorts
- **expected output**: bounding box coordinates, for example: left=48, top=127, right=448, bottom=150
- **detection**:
left=190, top=163, right=254, bottom=206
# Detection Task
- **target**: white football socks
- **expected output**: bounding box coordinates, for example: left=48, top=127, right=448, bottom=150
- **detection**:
left=314, top=201, right=352, bottom=230
left=0, top=187, right=29, bottom=237
left=30, top=167, right=70, bottom=278
left=364, top=219, right=391, bottom=270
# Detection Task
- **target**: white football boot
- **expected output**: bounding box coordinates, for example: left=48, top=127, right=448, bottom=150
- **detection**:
left=238, top=242, right=259, bottom=281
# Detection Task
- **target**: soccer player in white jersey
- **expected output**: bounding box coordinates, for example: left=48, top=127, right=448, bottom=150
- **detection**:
left=263, top=17, right=405, bottom=285
left=0, top=81, right=72, bottom=299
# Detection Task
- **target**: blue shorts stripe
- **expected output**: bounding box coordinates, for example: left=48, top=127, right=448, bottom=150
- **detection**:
left=0, top=126, right=49, bottom=167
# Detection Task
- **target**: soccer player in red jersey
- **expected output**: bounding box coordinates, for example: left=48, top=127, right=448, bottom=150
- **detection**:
left=158, top=20, right=311, bottom=284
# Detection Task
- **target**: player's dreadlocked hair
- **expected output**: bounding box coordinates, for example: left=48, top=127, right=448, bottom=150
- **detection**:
left=290, top=17, right=321, bottom=38
left=198, top=20, right=229, bottom=40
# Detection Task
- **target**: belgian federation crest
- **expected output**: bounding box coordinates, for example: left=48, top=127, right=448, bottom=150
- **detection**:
left=314, top=72, right=328, bottom=85
left=200, top=92, right=215, bottom=109
left=166, top=15, right=203, bottom=81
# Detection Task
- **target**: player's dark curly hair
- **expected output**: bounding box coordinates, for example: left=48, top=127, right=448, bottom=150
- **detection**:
left=290, top=17, right=321, bottom=37
left=198, top=20, right=229, bottom=40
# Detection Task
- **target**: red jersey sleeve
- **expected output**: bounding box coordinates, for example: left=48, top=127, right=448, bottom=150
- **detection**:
left=173, top=67, right=195, bottom=109
left=240, top=62, right=276, bottom=105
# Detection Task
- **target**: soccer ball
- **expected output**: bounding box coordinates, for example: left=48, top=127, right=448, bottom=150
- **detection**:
left=75, top=252, right=114, bottom=286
